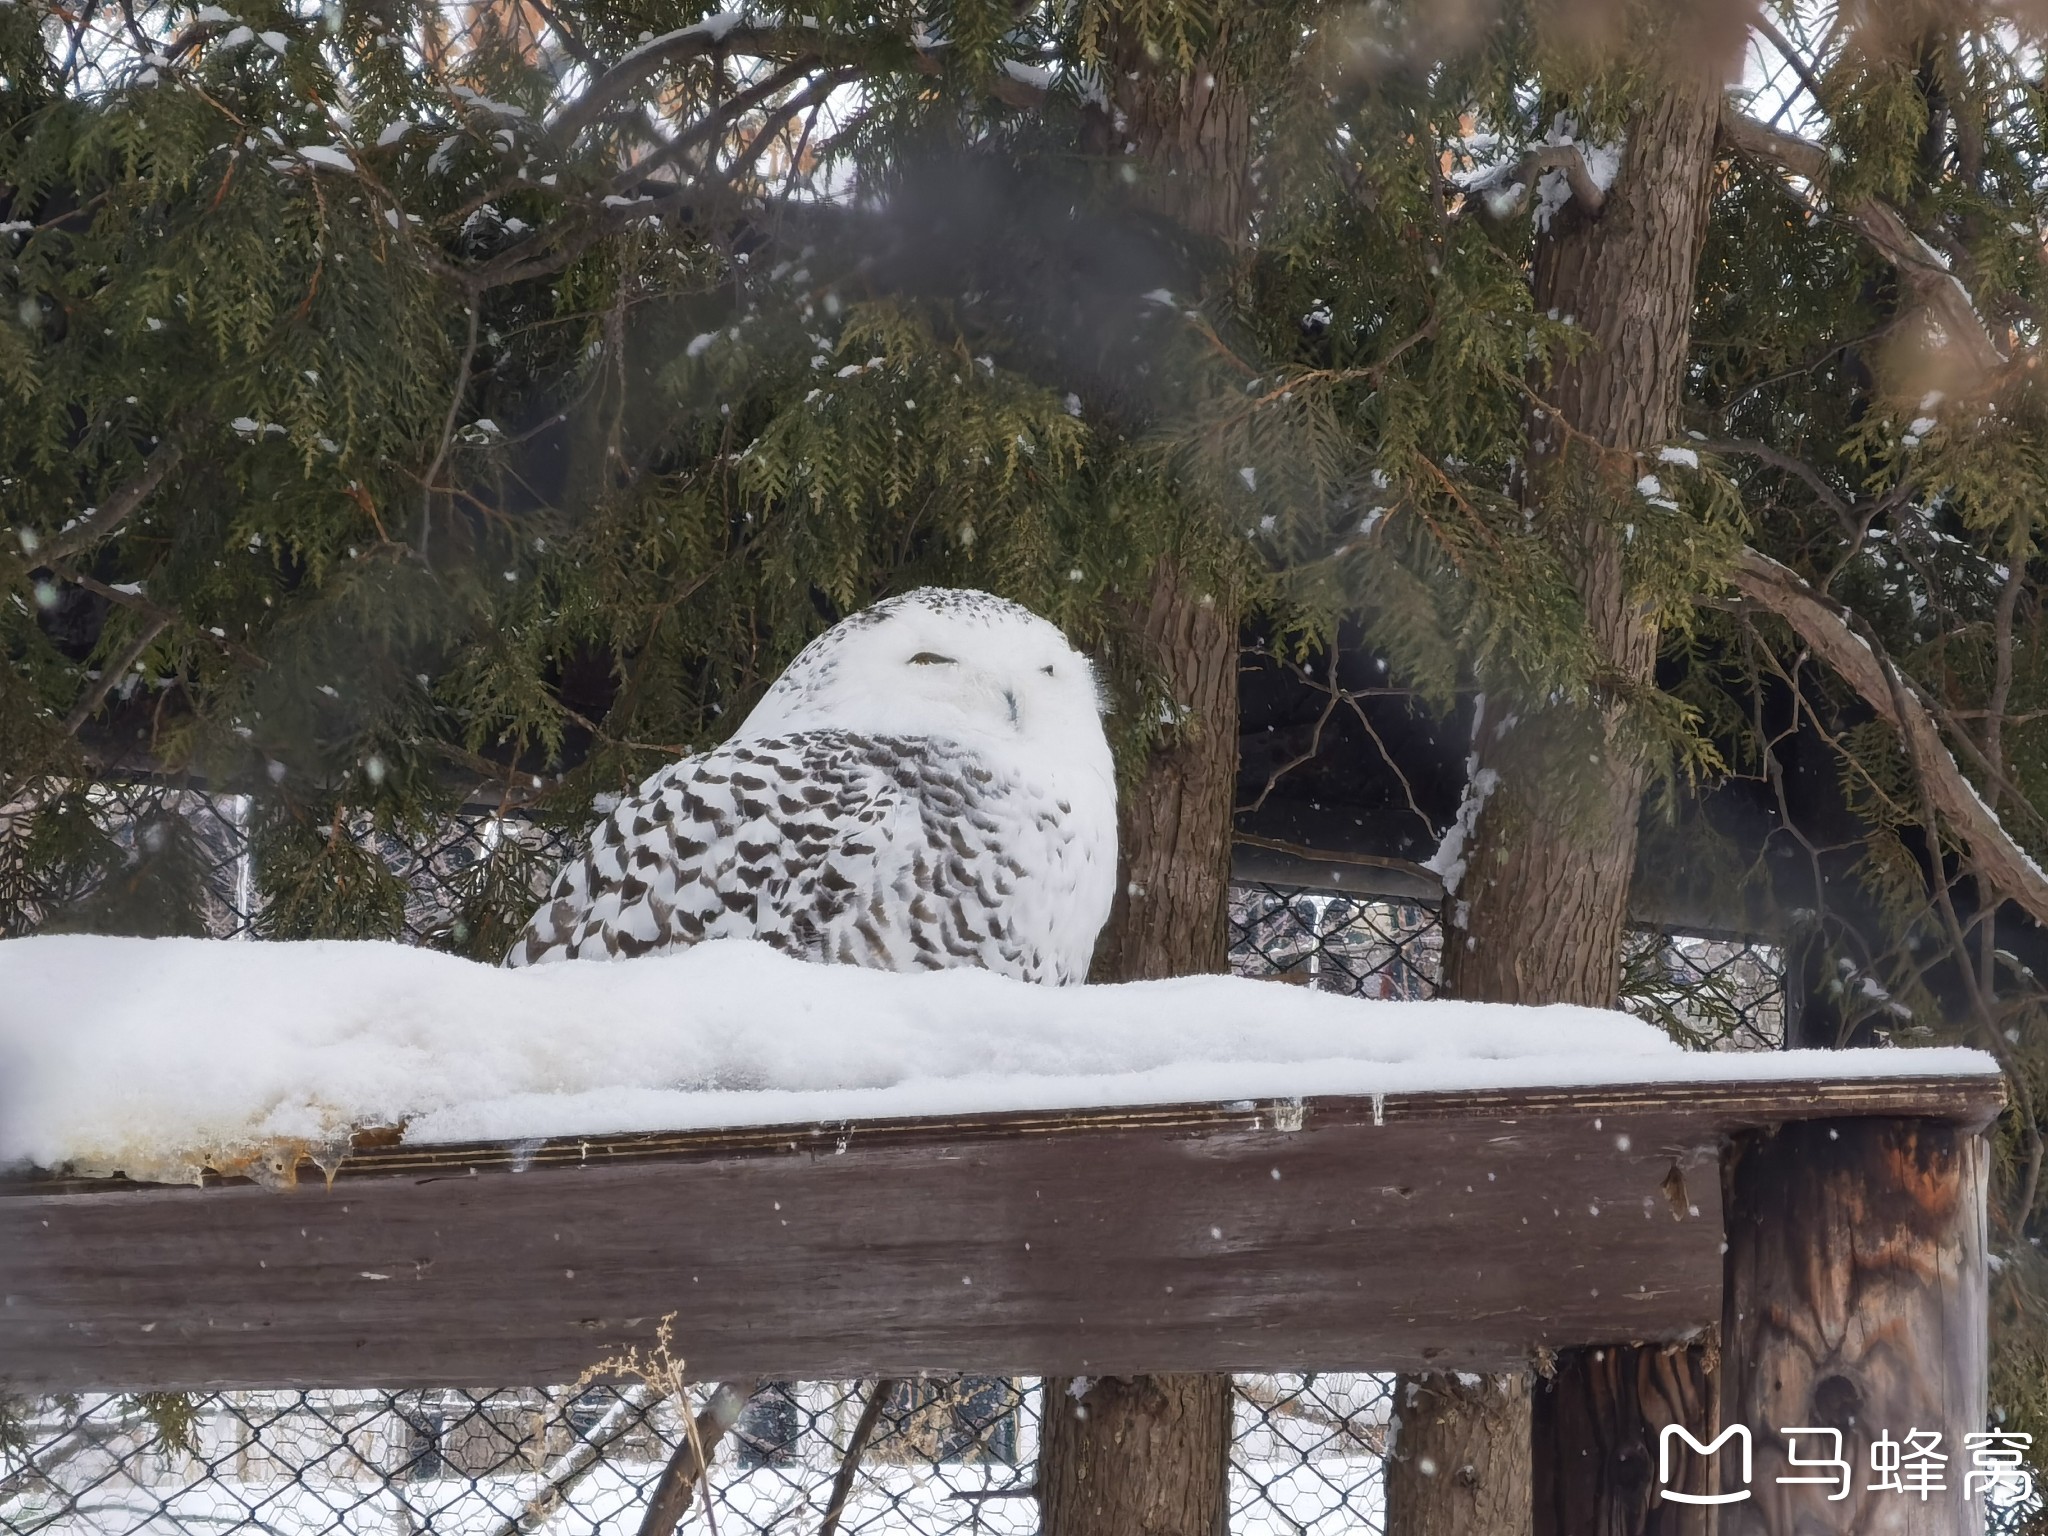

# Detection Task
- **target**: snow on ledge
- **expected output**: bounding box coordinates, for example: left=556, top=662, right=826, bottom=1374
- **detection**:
left=0, top=935, right=2001, bottom=1185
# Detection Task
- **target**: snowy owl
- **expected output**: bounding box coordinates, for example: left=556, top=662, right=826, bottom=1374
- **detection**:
left=508, top=589, right=1118, bottom=984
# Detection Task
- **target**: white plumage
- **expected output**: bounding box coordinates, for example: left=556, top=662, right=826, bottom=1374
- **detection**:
left=509, top=588, right=1118, bottom=985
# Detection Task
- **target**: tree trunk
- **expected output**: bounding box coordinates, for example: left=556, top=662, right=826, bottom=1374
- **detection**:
left=1042, top=559, right=1239, bottom=1535
left=1438, top=61, right=1724, bottom=1011
left=1531, top=1343, right=1717, bottom=1536
left=1087, top=558, right=1239, bottom=982
left=1387, top=1374, right=1534, bottom=1536
left=1035, top=40, right=1250, bottom=1536
left=1038, top=1374, right=1236, bottom=1536
left=1389, top=44, right=1728, bottom=1536
left=1720, top=1118, right=1989, bottom=1536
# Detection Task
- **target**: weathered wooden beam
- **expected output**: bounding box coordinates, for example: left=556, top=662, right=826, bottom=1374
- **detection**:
left=1719, top=1118, right=1989, bottom=1534
left=0, top=1089, right=1730, bottom=1391
left=0, top=1078, right=2002, bottom=1394
left=1532, top=1340, right=1716, bottom=1536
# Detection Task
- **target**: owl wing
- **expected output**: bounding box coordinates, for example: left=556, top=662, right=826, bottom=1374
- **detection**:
left=506, top=732, right=1037, bottom=974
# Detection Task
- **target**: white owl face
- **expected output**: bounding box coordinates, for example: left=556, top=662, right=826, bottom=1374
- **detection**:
left=738, top=590, right=1111, bottom=766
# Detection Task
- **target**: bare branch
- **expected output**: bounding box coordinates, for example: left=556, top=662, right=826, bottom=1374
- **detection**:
left=1233, top=832, right=1434, bottom=886
left=1750, top=13, right=1827, bottom=115
left=1694, top=437, right=1853, bottom=522
left=54, top=566, right=267, bottom=669
left=817, top=1380, right=899, bottom=1536
left=418, top=298, right=482, bottom=563
left=1718, top=101, right=2005, bottom=379
left=716, top=68, right=860, bottom=191
left=60, top=613, right=170, bottom=737
left=1463, top=143, right=1607, bottom=219
left=1727, top=546, right=2048, bottom=928
left=633, top=1381, right=757, bottom=1536
left=554, top=23, right=799, bottom=137
left=1983, top=551, right=2027, bottom=805
left=615, top=56, right=821, bottom=189
left=486, top=1386, right=655, bottom=1536
left=523, top=0, right=597, bottom=69
left=1238, top=679, right=1341, bottom=817
left=38, top=435, right=185, bottom=566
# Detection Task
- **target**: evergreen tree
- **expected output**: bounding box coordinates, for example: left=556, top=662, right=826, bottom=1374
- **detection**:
left=7, top=0, right=2048, bottom=1525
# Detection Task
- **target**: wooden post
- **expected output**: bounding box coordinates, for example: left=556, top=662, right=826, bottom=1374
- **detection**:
left=1720, top=1118, right=1988, bottom=1534
left=1532, top=1341, right=1716, bottom=1536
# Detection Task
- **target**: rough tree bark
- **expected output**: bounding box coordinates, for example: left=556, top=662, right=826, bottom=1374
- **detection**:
left=1086, top=558, right=1240, bottom=982
left=1388, top=1374, right=1538, bottom=1536
left=1043, top=562, right=1239, bottom=1536
left=1437, top=61, right=1724, bottom=1011
left=1531, top=1343, right=1718, bottom=1536
left=1038, top=1374, right=1237, bottom=1536
left=1720, top=1119, right=1988, bottom=1535
left=1386, top=40, right=1731, bottom=1536
left=1033, top=35, right=1249, bottom=1536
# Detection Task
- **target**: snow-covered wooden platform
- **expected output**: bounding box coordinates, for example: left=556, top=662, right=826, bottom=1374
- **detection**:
left=0, top=1071, right=2001, bottom=1393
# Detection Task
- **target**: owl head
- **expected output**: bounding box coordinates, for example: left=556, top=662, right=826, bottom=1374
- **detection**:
left=738, top=589, right=1111, bottom=770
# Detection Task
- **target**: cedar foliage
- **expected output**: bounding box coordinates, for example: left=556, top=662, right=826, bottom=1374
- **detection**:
left=4, top=0, right=2048, bottom=1506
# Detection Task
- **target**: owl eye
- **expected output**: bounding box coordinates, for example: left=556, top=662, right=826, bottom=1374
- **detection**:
left=908, top=652, right=957, bottom=666
left=1040, top=665, right=1056, bottom=676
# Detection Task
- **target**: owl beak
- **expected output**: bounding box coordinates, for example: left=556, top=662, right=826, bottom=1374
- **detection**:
left=1003, top=688, right=1020, bottom=728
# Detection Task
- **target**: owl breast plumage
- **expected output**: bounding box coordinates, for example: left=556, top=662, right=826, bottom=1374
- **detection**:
left=509, top=589, right=1118, bottom=985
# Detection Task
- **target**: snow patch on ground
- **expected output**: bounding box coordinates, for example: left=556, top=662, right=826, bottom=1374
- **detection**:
left=0, top=935, right=1998, bottom=1184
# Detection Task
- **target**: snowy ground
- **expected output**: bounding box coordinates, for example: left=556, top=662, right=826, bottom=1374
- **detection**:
left=0, top=1381, right=1388, bottom=1536
left=0, top=934, right=1997, bottom=1185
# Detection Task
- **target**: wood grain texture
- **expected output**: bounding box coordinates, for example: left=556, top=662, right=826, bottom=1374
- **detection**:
left=1388, top=1371, right=1534, bottom=1536
left=1418, top=50, right=1732, bottom=1530
left=0, top=1080, right=2000, bottom=1394
left=1441, top=50, right=1725, bottom=1015
left=1533, top=1341, right=1717, bottom=1536
left=1047, top=26, right=1253, bottom=1524
left=1038, top=1374, right=1234, bottom=1536
left=1720, top=1118, right=1989, bottom=1535
left=1086, top=557, right=1240, bottom=985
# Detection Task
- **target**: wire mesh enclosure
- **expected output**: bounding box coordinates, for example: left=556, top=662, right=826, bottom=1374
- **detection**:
left=1, top=782, right=1787, bottom=1535
left=0, top=780, right=576, bottom=950
left=0, top=1379, right=1392, bottom=1536
left=1227, top=884, right=1786, bottom=1051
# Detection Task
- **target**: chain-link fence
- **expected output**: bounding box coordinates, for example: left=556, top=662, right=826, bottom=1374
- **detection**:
left=2, top=780, right=1788, bottom=1049
left=2, top=780, right=1785, bottom=1535
left=1228, top=884, right=1786, bottom=1051
left=0, top=780, right=576, bottom=948
left=0, top=1378, right=1391, bottom=1536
